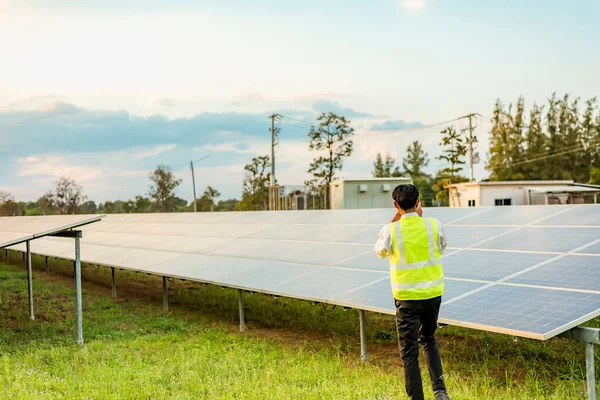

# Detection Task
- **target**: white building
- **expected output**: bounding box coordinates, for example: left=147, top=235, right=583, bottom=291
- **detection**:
left=330, top=177, right=412, bottom=209
left=448, top=180, right=600, bottom=208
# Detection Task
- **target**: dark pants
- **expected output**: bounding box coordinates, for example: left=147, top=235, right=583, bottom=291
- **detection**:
left=395, top=296, right=446, bottom=400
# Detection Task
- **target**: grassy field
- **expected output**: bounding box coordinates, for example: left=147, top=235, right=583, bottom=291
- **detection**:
left=0, top=252, right=597, bottom=399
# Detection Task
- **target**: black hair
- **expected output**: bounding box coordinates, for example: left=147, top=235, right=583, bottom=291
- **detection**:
left=392, top=184, right=419, bottom=210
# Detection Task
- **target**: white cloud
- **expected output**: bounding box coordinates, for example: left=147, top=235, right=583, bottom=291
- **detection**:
left=400, top=0, right=428, bottom=12
left=133, top=144, right=176, bottom=160
left=16, top=155, right=103, bottom=182
left=117, top=169, right=149, bottom=177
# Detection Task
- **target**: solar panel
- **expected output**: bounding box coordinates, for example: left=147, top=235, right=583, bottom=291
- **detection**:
left=0, top=215, right=103, bottom=248
left=4, top=205, right=600, bottom=340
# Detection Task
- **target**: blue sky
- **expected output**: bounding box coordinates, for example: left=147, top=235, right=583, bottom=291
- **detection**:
left=1, top=0, right=599, bottom=202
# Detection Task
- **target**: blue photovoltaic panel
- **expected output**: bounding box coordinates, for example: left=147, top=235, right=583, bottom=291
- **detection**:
left=472, top=227, right=599, bottom=253
left=505, top=255, right=600, bottom=292
left=443, top=225, right=515, bottom=248
left=440, top=284, right=600, bottom=339
left=6, top=204, right=600, bottom=341
left=454, top=206, right=562, bottom=226
left=534, top=205, right=600, bottom=227
left=443, top=250, right=556, bottom=281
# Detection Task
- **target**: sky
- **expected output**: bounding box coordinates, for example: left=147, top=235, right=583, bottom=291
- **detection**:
left=1, top=0, right=599, bottom=203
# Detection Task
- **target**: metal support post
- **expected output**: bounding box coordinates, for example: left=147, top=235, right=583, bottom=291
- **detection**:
left=26, top=241, right=34, bottom=320
left=111, top=267, right=116, bottom=298
left=587, top=342, right=596, bottom=400
left=359, top=309, right=367, bottom=363
left=560, top=327, right=599, bottom=399
left=75, top=237, right=83, bottom=345
left=163, top=276, right=168, bottom=312
left=45, top=256, right=49, bottom=275
left=238, top=289, right=246, bottom=332
left=22, top=251, right=26, bottom=270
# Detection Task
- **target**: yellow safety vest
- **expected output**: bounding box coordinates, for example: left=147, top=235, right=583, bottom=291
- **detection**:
left=389, top=216, right=444, bottom=300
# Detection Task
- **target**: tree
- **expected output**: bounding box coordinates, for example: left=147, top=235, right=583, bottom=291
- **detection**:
left=373, top=153, right=401, bottom=177
left=434, top=126, right=468, bottom=206
left=486, top=100, right=511, bottom=181
left=524, top=103, right=546, bottom=180
left=79, top=200, right=98, bottom=214
left=148, top=165, right=182, bottom=212
left=201, top=186, right=221, bottom=212
left=123, top=196, right=152, bottom=213
left=507, top=97, right=527, bottom=180
left=305, top=112, right=354, bottom=208
left=236, top=156, right=271, bottom=211
left=590, top=168, right=600, bottom=185
left=42, top=176, right=87, bottom=215
left=403, top=141, right=430, bottom=178
left=437, top=126, right=467, bottom=178
left=214, top=199, right=239, bottom=212
left=0, top=192, right=21, bottom=216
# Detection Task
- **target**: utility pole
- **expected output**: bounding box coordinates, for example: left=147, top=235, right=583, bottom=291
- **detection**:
left=460, top=113, right=480, bottom=182
left=268, top=114, right=281, bottom=210
left=190, top=161, right=198, bottom=212
left=189, top=155, right=210, bottom=212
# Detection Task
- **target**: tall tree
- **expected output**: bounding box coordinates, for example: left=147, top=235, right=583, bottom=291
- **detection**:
left=542, top=93, right=565, bottom=180
left=305, top=112, right=354, bottom=208
left=148, top=165, right=183, bottom=212
left=524, top=103, right=546, bottom=180
left=236, top=156, right=271, bottom=211
left=403, top=140, right=430, bottom=178
left=41, top=176, right=87, bottom=214
left=486, top=99, right=511, bottom=181
left=79, top=201, right=98, bottom=214
left=0, top=192, right=21, bottom=216
left=437, top=126, right=467, bottom=178
left=372, top=153, right=401, bottom=177
left=434, top=126, right=467, bottom=206
left=582, top=98, right=598, bottom=168
left=508, top=97, right=527, bottom=180
left=191, top=186, right=221, bottom=212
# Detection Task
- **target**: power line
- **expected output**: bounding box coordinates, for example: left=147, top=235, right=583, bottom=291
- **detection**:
left=510, top=145, right=592, bottom=167
left=354, top=117, right=462, bottom=136
left=509, top=143, right=587, bottom=165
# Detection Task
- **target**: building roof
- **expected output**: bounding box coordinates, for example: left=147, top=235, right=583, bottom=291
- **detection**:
left=451, top=180, right=574, bottom=188
left=524, top=185, right=600, bottom=193
left=331, top=177, right=412, bottom=185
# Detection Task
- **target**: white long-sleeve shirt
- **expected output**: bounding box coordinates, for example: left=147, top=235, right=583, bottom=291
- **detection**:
left=374, top=212, right=447, bottom=259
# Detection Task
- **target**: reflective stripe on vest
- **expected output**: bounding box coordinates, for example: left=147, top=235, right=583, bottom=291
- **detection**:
left=389, top=216, right=444, bottom=300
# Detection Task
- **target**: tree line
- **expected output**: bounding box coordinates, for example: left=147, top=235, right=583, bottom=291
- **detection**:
left=0, top=166, right=238, bottom=216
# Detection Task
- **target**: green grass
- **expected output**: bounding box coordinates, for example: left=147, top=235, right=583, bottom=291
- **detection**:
left=0, top=252, right=597, bottom=399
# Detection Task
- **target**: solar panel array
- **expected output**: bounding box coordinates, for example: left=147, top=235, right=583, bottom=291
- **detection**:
left=0, top=215, right=104, bottom=249
left=3, top=205, right=600, bottom=340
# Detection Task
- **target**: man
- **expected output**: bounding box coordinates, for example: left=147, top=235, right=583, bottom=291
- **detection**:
left=374, top=184, right=450, bottom=400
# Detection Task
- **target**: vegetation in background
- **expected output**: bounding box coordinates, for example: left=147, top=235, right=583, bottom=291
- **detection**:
left=190, top=186, right=221, bottom=212
left=148, top=164, right=185, bottom=212
left=487, top=93, right=600, bottom=182
left=236, top=155, right=271, bottom=211
left=305, top=112, right=354, bottom=209
left=373, top=153, right=402, bottom=177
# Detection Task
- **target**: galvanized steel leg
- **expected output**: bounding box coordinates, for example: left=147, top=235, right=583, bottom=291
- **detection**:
left=163, top=276, right=168, bottom=312
left=359, top=309, right=367, bottom=363
left=75, top=237, right=83, bottom=345
left=238, top=289, right=246, bottom=332
left=45, top=256, right=49, bottom=275
left=26, top=241, right=34, bottom=320
left=111, top=267, right=116, bottom=298
left=587, top=341, right=596, bottom=400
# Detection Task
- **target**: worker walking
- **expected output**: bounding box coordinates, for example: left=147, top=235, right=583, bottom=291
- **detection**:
left=375, top=184, right=450, bottom=400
